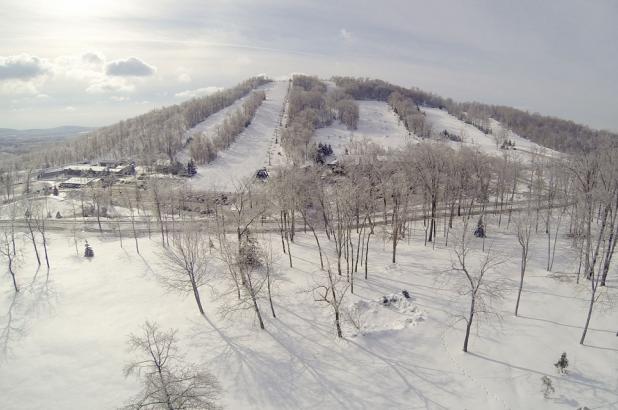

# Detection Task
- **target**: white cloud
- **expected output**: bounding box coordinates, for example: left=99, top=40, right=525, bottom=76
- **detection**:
left=105, top=57, right=156, bottom=77
left=236, top=56, right=252, bottom=65
left=340, top=28, right=352, bottom=41
left=0, top=80, right=40, bottom=95
left=86, top=77, right=135, bottom=94
left=0, top=54, right=49, bottom=81
left=110, top=95, right=130, bottom=102
left=174, top=86, right=223, bottom=99
left=64, top=106, right=76, bottom=111
left=81, top=52, right=105, bottom=66
left=177, top=72, right=192, bottom=83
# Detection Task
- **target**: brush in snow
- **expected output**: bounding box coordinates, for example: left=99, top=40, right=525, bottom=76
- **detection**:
left=540, top=376, right=555, bottom=399
left=554, top=352, right=569, bottom=374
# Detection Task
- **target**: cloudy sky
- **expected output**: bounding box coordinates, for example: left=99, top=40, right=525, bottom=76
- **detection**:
left=1, top=0, right=616, bottom=131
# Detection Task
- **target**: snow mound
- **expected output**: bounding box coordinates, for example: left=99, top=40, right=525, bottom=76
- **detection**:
left=346, top=292, right=425, bottom=336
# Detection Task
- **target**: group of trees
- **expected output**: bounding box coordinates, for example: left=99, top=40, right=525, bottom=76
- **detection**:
left=281, top=75, right=360, bottom=164
left=261, top=139, right=616, bottom=347
left=0, top=195, right=57, bottom=293
left=281, top=75, right=332, bottom=164
left=327, top=88, right=359, bottom=130
left=15, top=77, right=271, bottom=169
left=189, top=90, right=266, bottom=164
left=388, top=91, right=428, bottom=138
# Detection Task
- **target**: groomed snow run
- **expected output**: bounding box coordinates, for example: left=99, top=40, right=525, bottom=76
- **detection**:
left=175, top=83, right=273, bottom=164
left=188, top=80, right=287, bottom=191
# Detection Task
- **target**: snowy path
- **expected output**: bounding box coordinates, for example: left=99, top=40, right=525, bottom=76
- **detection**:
left=312, top=101, right=417, bottom=155
left=188, top=81, right=287, bottom=191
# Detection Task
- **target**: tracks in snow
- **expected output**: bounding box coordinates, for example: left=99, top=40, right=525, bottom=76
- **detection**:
left=440, top=326, right=511, bottom=410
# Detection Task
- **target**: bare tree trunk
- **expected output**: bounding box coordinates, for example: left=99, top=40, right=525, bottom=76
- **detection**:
left=130, top=203, right=140, bottom=254
left=190, top=276, right=205, bottom=316
left=245, top=272, right=265, bottom=329
left=4, top=240, right=18, bottom=292
left=365, top=222, right=373, bottom=280
left=266, top=264, right=276, bottom=318
left=40, top=221, right=50, bottom=270
left=284, top=212, right=293, bottom=268
left=463, top=296, right=474, bottom=353
left=26, top=217, right=41, bottom=266
left=515, top=248, right=527, bottom=316
left=302, top=212, right=324, bottom=270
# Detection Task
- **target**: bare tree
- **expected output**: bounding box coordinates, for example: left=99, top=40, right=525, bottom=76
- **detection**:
left=218, top=232, right=267, bottom=329
left=122, top=321, right=221, bottom=410
left=514, top=213, right=533, bottom=316
left=35, top=209, right=51, bottom=270
left=261, top=236, right=279, bottom=318
left=125, top=191, right=140, bottom=255
left=23, top=200, right=41, bottom=267
left=158, top=230, right=212, bottom=317
left=578, top=151, right=617, bottom=344
left=451, top=225, right=505, bottom=352
left=0, top=231, right=19, bottom=292
left=237, top=233, right=266, bottom=329
left=313, top=259, right=350, bottom=338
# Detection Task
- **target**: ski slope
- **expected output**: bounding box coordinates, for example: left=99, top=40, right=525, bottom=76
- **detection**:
left=421, top=107, right=558, bottom=159
left=312, top=101, right=417, bottom=156
left=0, top=216, right=616, bottom=409
left=175, top=83, right=272, bottom=164
left=188, top=81, right=287, bottom=191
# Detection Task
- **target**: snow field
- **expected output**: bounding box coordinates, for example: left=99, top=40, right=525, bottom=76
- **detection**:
left=312, top=101, right=417, bottom=156
left=0, top=214, right=616, bottom=409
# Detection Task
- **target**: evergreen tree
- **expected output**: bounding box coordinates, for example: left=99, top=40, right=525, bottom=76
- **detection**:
left=52, top=185, right=59, bottom=196
left=84, top=242, right=94, bottom=258
left=187, top=159, right=197, bottom=176
left=474, top=216, right=486, bottom=238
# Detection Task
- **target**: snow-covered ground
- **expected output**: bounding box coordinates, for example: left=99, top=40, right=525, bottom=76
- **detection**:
left=188, top=81, right=288, bottom=191
left=1, top=215, right=616, bottom=409
left=421, top=107, right=558, bottom=160
left=312, top=101, right=417, bottom=156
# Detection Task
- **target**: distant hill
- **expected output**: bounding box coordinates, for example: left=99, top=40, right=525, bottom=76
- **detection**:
left=0, top=126, right=95, bottom=160
left=0, top=126, right=94, bottom=140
